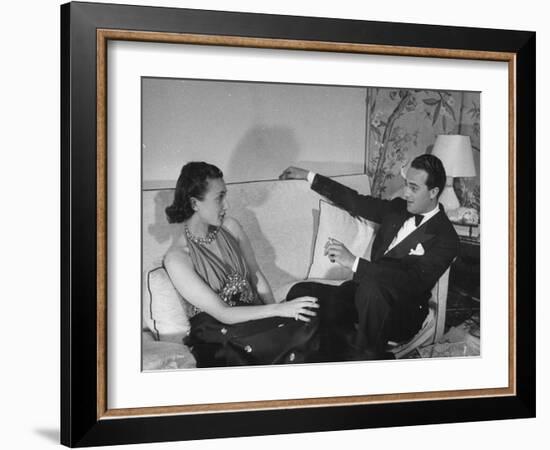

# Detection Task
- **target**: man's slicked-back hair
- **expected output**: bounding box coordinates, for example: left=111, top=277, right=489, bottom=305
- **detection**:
left=411, top=154, right=447, bottom=198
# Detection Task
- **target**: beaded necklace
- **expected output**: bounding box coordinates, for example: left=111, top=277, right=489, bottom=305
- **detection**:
left=184, top=223, right=221, bottom=246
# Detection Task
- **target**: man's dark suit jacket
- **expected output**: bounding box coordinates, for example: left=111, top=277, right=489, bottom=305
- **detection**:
left=311, top=174, right=459, bottom=325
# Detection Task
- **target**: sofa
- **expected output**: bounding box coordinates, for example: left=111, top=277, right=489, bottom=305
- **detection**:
left=142, top=175, right=449, bottom=370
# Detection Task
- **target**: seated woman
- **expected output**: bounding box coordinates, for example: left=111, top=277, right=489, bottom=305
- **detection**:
left=163, top=162, right=320, bottom=367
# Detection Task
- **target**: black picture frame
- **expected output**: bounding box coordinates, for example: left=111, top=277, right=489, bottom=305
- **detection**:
left=61, top=1, right=535, bottom=447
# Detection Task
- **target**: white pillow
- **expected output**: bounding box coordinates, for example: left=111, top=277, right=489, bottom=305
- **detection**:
left=307, top=200, right=376, bottom=280
left=143, top=267, right=193, bottom=343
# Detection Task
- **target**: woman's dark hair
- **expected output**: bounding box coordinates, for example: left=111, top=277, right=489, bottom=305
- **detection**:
left=165, top=162, right=224, bottom=223
left=411, top=154, right=447, bottom=198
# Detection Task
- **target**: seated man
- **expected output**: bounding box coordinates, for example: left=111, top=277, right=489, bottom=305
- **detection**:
left=280, top=154, right=459, bottom=361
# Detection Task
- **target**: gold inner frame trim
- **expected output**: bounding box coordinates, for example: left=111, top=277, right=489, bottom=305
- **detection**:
left=96, top=29, right=517, bottom=420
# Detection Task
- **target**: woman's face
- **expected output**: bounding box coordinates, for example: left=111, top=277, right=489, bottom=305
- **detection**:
left=193, top=177, right=228, bottom=227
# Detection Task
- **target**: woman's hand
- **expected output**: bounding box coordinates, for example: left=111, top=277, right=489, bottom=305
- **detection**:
left=275, top=296, right=319, bottom=322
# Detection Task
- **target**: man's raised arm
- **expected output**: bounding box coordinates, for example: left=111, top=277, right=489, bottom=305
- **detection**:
left=279, top=166, right=397, bottom=224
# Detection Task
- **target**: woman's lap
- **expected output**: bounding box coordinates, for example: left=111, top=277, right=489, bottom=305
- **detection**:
left=187, top=309, right=320, bottom=367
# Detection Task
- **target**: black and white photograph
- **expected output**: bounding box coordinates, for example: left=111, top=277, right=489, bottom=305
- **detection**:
left=141, top=78, right=481, bottom=370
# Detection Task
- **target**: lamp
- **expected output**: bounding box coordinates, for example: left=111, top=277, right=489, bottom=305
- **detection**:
left=430, top=134, right=476, bottom=211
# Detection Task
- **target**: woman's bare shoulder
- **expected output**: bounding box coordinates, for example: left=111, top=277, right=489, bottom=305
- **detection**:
left=164, top=238, right=192, bottom=268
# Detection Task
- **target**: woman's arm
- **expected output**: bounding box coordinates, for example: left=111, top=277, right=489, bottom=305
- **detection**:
left=164, top=246, right=317, bottom=324
left=223, top=217, right=277, bottom=304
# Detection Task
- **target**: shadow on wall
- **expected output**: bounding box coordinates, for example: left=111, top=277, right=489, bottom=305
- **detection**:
left=225, top=125, right=300, bottom=290
left=227, top=125, right=300, bottom=186
left=148, top=190, right=181, bottom=246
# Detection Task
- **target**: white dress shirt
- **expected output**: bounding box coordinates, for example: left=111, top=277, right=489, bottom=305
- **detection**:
left=306, top=172, right=439, bottom=272
left=385, top=205, right=440, bottom=253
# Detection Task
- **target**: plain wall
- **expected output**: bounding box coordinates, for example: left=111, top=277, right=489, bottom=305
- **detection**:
left=143, top=78, right=367, bottom=188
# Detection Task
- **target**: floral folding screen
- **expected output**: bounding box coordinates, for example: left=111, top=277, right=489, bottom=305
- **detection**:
left=366, top=87, right=480, bottom=212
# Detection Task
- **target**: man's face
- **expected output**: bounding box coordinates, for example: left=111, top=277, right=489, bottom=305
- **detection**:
left=403, top=167, right=439, bottom=214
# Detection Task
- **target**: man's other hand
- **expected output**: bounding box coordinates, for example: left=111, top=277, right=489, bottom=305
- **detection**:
left=324, top=238, right=356, bottom=269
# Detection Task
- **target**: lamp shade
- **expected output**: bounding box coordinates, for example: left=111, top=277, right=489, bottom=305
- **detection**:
left=431, top=134, right=476, bottom=177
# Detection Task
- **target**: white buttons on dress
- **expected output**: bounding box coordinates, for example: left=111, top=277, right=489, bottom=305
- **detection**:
left=244, top=345, right=252, bottom=353
left=220, top=328, right=228, bottom=335
left=289, top=352, right=296, bottom=362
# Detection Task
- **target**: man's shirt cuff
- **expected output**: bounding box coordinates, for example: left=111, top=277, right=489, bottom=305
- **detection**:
left=307, top=171, right=316, bottom=184
left=352, top=256, right=360, bottom=272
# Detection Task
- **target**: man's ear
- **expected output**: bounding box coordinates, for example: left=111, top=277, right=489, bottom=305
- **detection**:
left=429, top=187, right=440, bottom=200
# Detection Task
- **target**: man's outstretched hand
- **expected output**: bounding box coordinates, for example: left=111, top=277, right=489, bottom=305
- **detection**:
left=279, top=166, right=309, bottom=180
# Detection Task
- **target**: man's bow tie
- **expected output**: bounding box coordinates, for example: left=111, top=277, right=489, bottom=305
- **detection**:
left=407, top=212, right=424, bottom=227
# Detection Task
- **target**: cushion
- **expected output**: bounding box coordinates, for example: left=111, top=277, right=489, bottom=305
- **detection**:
left=143, top=267, right=193, bottom=343
left=142, top=331, right=196, bottom=370
left=307, top=200, right=376, bottom=280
